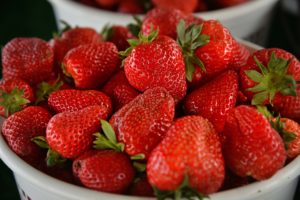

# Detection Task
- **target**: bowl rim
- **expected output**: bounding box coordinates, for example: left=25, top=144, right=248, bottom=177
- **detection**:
left=0, top=39, right=300, bottom=200
left=47, top=0, right=279, bottom=20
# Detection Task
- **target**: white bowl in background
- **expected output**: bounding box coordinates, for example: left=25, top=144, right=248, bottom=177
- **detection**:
left=47, top=0, right=279, bottom=45
left=0, top=40, right=300, bottom=199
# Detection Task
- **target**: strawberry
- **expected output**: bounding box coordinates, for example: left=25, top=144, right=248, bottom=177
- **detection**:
left=221, top=169, right=249, bottom=191
left=271, top=117, right=300, bottom=159
left=118, top=0, right=145, bottom=14
left=2, top=37, right=54, bottom=85
left=112, top=84, right=139, bottom=110
left=79, top=0, right=98, bottom=7
left=177, top=20, right=234, bottom=86
left=240, top=48, right=300, bottom=105
left=0, top=79, right=34, bottom=117
left=110, top=87, right=175, bottom=159
left=48, top=89, right=112, bottom=115
left=73, top=150, right=135, bottom=193
left=1, top=106, right=52, bottom=165
left=214, top=0, right=248, bottom=8
left=184, top=70, right=238, bottom=132
left=121, top=31, right=187, bottom=102
left=147, top=116, right=224, bottom=197
left=102, top=25, right=134, bottom=51
left=46, top=105, right=109, bottom=159
left=230, top=40, right=251, bottom=71
left=222, top=105, right=286, bottom=180
left=129, top=176, right=154, bottom=197
left=141, top=8, right=187, bottom=39
left=62, top=42, right=120, bottom=89
left=95, top=0, right=120, bottom=9
left=49, top=27, right=102, bottom=65
left=195, top=0, right=208, bottom=12
left=152, top=0, right=198, bottom=14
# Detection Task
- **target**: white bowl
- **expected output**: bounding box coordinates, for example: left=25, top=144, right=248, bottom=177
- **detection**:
left=47, top=0, right=279, bottom=45
left=0, top=40, right=300, bottom=200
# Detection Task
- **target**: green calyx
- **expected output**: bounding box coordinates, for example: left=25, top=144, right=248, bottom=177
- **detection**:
left=101, top=24, right=113, bottom=41
left=32, top=136, right=67, bottom=167
left=176, top=20, right=210, bottom=82
left=127, top=16, right=143, bottom=38
left=133, top=162, right=146, bottom=172
left=93, top=120, right=125, bottom=152
left=245, top=52, right=296, bottom=105
left=52, top=20, right=72, bottom=38
left=256, top=105, right=273, bottom=120
left=0, top=88, right=30, bottom=117
left=154, top=175, right=207, bottom=200
left=119, top=25, right=159, bottom=58
left=35, top=76, right=63, bottom=104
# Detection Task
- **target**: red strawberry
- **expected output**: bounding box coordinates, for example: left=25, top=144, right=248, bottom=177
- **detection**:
left=112, top=84, right=139, bottom=110
left=178, top=20, right=234, bottom=86
left=48, top=89, right=112, bottom=115
left=221, top=169, right=249, bottom=191
left=122, top=32, right=187, bottom=102
left=152, top=0, right=198, bottom=14
left=63, top=42, right=120, bottom=89
left=118, top=0, right=145, bottom=14
left=50, top=27, right=102, bottom=65
left=195, top=0, right=208, bottom=12
left=0, top=79, right=35, bottom=117
left=230, top=40, right=251, bottom=71
left=110, top=87, right=175, bottom=159
left=147, top=116, right=224, bottom=196
left=73, top=150, right=135, bottom=193
left=141, top=8, right=187, bottom=39
left=102, top=25, right=134, bottom=51
left=1, top=106, right=52, bottom=165
left=240, top=48, right=300, bottom=105
left=2, top=37, right=54, bottom=85
left=46, top=105, right=109, bottom=159
left=101, top=71, right=132, bottom=97
left=214, top=0, right=248, bottom=8
left=222, top=105, right=286, bottom=180
left=184, top=70, right=238, bottom=132
left=129, top=176, right=154, bottom=197
left=95, top=0, right=120, bottom=9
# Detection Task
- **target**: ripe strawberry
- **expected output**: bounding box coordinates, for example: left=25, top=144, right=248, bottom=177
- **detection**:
left=195, top=0, right=208, bottom=12
left=152, top=0, right=198, bottom=14
left=48, top=89, right=112, bottom=115
left=222, top=105, right=286, bottom=180
left=112, top=84, right=139, bottom=110
left=2, top=37, right=54, bottom=85
left=177, top=20, right=234, bottom=86
left=230, top=40, right=251, bottom=71
left=110, top=87, right=175, bottom=159
left=50, top=27, right=102, bottom=65
left=214, top=0, right=248, bottom=8
left=141, top=8, right=187, bottom=39
left=184, top=70, right=238, bottom=132
left=129, top=176, right=154, bottom=197
left=118, top=0, right=145, bottom=14
left=1, top=106, right=52, bottom=165
left=147, top=116, right=224, bottom=196
left=102, top=25, right=134, bottom=51
left=0, top=79, right=34, bottom=117
left=63, top=42, right=120, bottom=89
left=46, top=105, right=109, bottom=159
left=73, top=150, right=135, bottom=193
left=240, top=48, right=300, bottom=105
left=121, top=32, right=187, bottom=102
left=95, top=0, right=120, bottom=9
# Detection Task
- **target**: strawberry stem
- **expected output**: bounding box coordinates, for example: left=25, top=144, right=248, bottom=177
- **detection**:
left=133, top=162, right=146, bottom=172
left=35, top=76, right=63, bottom=104
left=101, top=24, right=113, bottom=41
left=127, top=16, right=143, bottom=37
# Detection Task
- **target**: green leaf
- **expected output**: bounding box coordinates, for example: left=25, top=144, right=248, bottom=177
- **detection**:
left=176, top=20, right=185, bottom=45
left=101, top=120, right=117, bottom=143
left=133, top=162, right=146, bottom=172
left=185, top=57, right=195, bottom=82
left=130, top=153, right=145, bottom=160
left=256, top=106, right=273, bottom=120
left=247, top=82, right=267, bottom=93
left=254, top=56, right=268, bottom=75
left=31, top=136, right=49, bottom=149
left=35, top=77, right=63, bottom=104
left=47, top=149, right=67, bottom=167
left=251, top=91, right=268, bottom=105
left=190, top=56, right=206, bottom=72
left=245, top=70, right=263, bottom=83
left=101, top=24, right=113, bottom=41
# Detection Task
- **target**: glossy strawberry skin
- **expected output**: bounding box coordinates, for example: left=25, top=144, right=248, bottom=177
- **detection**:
left=112, top=84, right=139, bottom=110
left=118, top=0, right=144, bottom=14
left=2, top=37, right=54, bottom=85
left=191, top=20, right=234, bottom=87
left=214, top=0, right=248, bottom=7
left=63, top=42, right=120, bottom=89
left=124, top=35, right=187, bottom=102
left=222, top=105, right=286, bottom=180
left=73, top=150, right=135, bottom=193
left=141, top=8, right=186, bottom=39
left=184, top=70, right=238, bottom=133
left=230, top=40, right=251, bottom=71
left=46, top=105, right=109, bottom=159
left=95, top=0, right=120, bottom=9
left=240, top=48, right=300, bottom=100
left=48, top=89, right=112, bottom=115
left=147, top=115, right=224, bottom=194
left=101, top=71, right=132, bottom=97
left=152, top=0, right=197, bottom=14
left=50, top=27, right=102, bottom=65
left=110, top=87, right=175, bottom=159
left=107, top=25, right=134, bottom=51
left=1, top=106, right=52, bottom=164
left=0, top=79, right=35, bottom=117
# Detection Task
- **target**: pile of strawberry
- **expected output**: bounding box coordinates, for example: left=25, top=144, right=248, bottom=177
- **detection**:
left=1, top=7, right=300, bottom=200
left=78, top=0, right=249, bottom=14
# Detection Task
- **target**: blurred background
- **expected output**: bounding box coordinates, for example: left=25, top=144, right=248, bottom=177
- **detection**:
left=0, top=0, right=299, bottom=199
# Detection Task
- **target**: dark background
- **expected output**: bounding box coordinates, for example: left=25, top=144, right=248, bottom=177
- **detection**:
left=0, top=0, right=299, bottom=199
